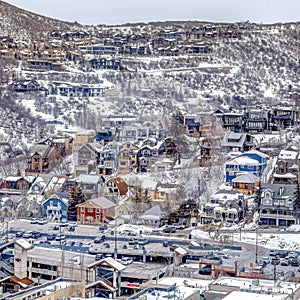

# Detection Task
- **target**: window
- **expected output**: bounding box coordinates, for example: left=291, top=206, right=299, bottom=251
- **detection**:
left=96, top=208, right=100, bottom=213
left=96, top=215, right=100, bottom=220
left=81, top=207, right=84, bottom=212
left=34, top=157, right=39, bottom=162
left=88, top=207, right=93, bottom=212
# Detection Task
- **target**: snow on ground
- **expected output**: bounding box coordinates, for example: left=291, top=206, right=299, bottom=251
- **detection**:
left=191, top=226, right=300, bottom=252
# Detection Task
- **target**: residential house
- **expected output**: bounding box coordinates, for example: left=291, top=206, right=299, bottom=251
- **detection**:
left=97, top=142, right=119, bottom=175
left=221, top=132, right=255, bottom=153
left=259, top=183, right=297, bottom=227
left=200, top=190, right=245, bottom=225
left=232, top=172, right=260, bottom=196
left=0, top=176, right=30, bottom=192
left=56, top=83, right=107, bottom=97
left=271, top=106, right=293, bottom=130
left=225, top=149, right=269, bottom=183
left=26, top=142, right=59, bottom=175
left=117, top=142, right=139, bottom=175
left=222, top=112, right=243, bottom=132
left=243, top=108, right=269, bottom=133
left=75, top=143, right=100, bottom=176
left=10, top=79, right=40, bottom=92
left=72, top=130, right=96, bottom=152
left=75, top=174, right=105, bottom=200
left=88, top=57, right=121, bottom=70
left=42, top=192, right=69, bottom=221
left=138, top=205, right=163, bottom=226
left=104, top=177, right=128, bottom=202
left=271, top=146, right=299, bottom=185
left=77, top=196, right=116, bottom=224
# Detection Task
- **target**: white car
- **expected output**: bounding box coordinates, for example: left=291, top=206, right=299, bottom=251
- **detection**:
left=120, top=257, right=133, bottom=265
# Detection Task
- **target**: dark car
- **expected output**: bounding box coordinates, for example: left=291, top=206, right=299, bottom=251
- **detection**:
left=163, top=226, right=176, bottom=233
left=32, top=231, right=42, bottom=238
left=163, top=241, right=173, bottom=247
left=138, top=238, right=149, bottom=245
left=15, top=231, right=24, bottom=238
left=199, top=267, right=211, bottom=275
left=68, top=226, right=75, bottom=232
left=128, top=238, right=138, bottom=245
left=102, top=243, right=110, bottom=248
left=99, top=224, right=108, bottom=231
left=94, top=235, right=106, bottom=244
left=95, top=254, right=104, bottom=261
left=53, top=225, right=59, bottom=231
left=290, top=259, right=299, bottom=267
left=47, top=234, right=56, bottom=241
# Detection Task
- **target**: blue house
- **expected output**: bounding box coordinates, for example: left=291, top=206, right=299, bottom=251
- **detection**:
left=225, top=149, right=269, bottom=183
left=42, top=192, right=69, bottom=221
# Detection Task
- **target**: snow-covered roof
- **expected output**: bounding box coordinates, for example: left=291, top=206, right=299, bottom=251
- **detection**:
left=15, top=239, right=34, bottom=250
left=227, top=156, right=260, bottom=166
left=232, top=172, right=260, bottom=183
left=85, top=197, right=116, bottom=209
left=77, top=174, right=103, bottom=185
left=139, top=205, right=162, bottom=220
left=174, top=247, right=188, bottom=256
left=272, top=173, right=297, bottom=179
left=279, top=149, right=298, bottom=160
left=141, top=178, right=157, bottom=190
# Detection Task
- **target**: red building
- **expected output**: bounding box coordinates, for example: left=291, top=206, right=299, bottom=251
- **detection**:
left=77, top=196, right=116, bottom=224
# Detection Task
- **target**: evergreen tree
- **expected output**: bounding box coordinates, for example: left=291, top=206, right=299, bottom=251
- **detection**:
left=68, top=185, right=86, bottom=221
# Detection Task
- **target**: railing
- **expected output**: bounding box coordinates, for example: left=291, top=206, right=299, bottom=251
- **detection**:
left=0, top=260, right=13, bottom=274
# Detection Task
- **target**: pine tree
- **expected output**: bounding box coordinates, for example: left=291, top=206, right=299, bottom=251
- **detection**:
left=68, top=185, right=86, bottom=221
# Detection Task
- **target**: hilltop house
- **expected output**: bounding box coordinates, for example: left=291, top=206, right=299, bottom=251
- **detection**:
left=221, top=132, right=255, bottom=153
left=271, top=146, right=299, bottom=185
left=26, top=141, right=59, bottom=176
left=225, top=149, right=269, bottom=183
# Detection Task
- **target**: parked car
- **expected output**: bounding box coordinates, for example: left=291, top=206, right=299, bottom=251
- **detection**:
left=94, top=235, right=106, bottom=244
left=173, top=223, right=186, bottom=230
left=68, top=226, right=75, bottom=232
left=163, top=226, right=176, bottom=233
left=53, top=225, right=59, bottom=231
left=32, top=231, right=42, bottom=238
left=95, top=254, right=104, bottom=261
left=120, top=257, right=133, bottom=265
left=37, top=219, right=47, bottom=225
left=199, top=267, right=211, bottom=275
left=23, top=231, right=33, bottom=238
left=163, top=241, right=173, bottom=247
left=15, top=232, right=24, bottom=238
left=99, top=224, right=108, bottom=231
left=47, top=234, right=56, bottom=241
left=290, top=259, right=299, bottom=267
left=30, top=219, right=37, bottom=224
left=138, top=238, right=149, bottom=245
left=271, top=257, right=280, bottom=265
left=280, top=258, right=290, bottom=266
left=128, top=238, right=138, bottom=245
left=102, top=243, right=110, bottom=249
left=55, top=235, right=66, bottom=241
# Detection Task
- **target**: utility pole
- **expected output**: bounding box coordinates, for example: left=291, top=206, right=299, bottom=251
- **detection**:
left=255, top=227, right=258, bottom=264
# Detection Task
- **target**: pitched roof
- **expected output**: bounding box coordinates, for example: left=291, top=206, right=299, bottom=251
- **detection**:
left=232, top=173, right=260, bottom=183
left=79, top=197, right=116, bottom=209
left=108, top=177, right=128, bottom=196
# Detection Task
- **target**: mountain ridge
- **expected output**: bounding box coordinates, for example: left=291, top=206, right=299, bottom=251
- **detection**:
left=0, top=0, right=82, bottom=37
